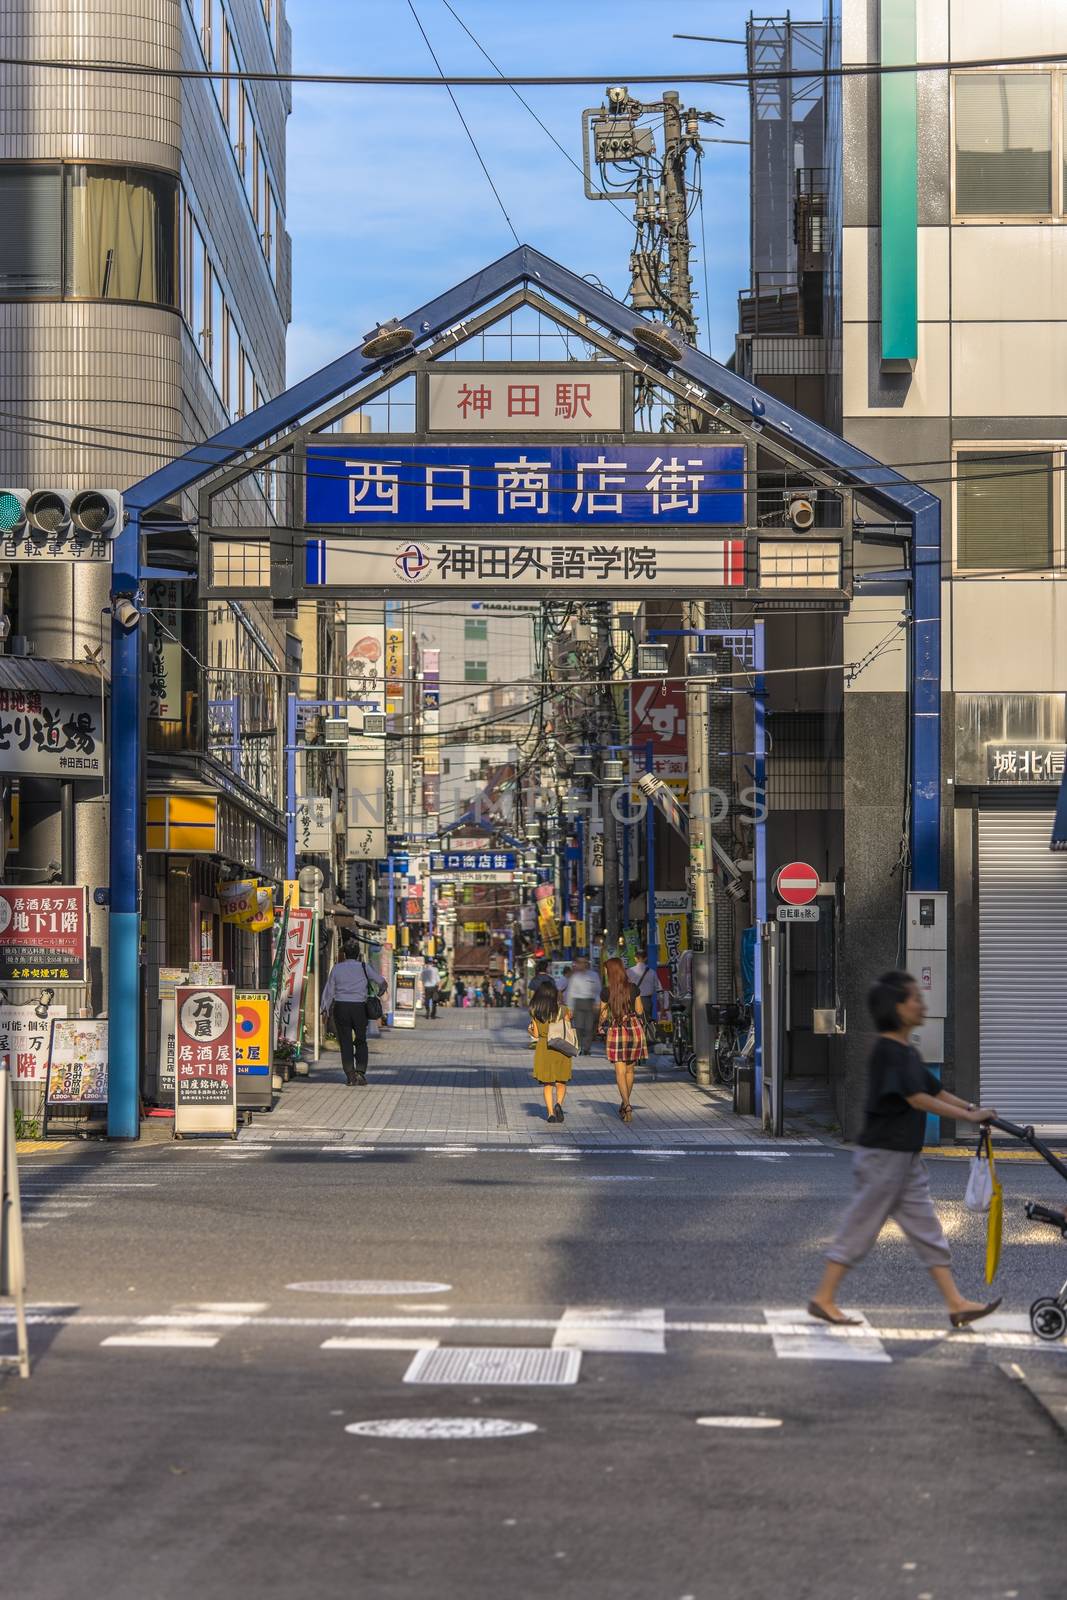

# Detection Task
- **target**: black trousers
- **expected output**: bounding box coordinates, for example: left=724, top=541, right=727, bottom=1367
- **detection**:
left=425, top=989, right=438, bottom=1018
left=334, top=1001, right=369, bottom=1079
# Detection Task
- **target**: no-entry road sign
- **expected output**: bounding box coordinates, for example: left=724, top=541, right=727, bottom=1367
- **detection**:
left=775, top=861, right=820, bottom=906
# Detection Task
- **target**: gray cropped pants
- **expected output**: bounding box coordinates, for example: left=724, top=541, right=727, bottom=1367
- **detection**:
left=826, top=1148, right=951, bottom=1270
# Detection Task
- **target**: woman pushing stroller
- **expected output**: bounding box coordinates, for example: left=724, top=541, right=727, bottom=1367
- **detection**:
left=809, top=969, right=1003, bottom=1330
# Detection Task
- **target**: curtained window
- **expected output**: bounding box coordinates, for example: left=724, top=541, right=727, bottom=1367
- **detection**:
left=64, top=165, right=177, bottom=304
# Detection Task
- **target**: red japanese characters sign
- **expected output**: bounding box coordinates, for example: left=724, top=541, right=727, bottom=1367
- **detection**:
left=0, top=887, right=88, bottom=983
left=426, top=370, right=622, bottom=432
left=174, top=985, right=236, bottom=1130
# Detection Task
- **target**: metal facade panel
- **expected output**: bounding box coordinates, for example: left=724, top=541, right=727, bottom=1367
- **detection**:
left=978, top=808, right=1067, bottom=1131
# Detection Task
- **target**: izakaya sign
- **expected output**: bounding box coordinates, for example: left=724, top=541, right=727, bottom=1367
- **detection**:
left=0, top=888, right=88, bottom=982
left=305, top=443, right=745, bottom=527
left=0, top=688, right=103, bottom=777
left=174, top=985, right=237, bottom=1136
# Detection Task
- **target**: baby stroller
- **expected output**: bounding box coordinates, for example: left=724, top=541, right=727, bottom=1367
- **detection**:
left=991, top=1116, right=1067, bottom=1341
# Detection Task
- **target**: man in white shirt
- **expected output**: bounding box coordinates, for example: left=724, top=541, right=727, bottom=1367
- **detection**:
left=421, top=959, right=440, bottom=1019
left=321, top=944, right=384, bottom=1085
left=627, top=957, right=660, bottom=1020
left=565, top=958, right=602, bottom=1055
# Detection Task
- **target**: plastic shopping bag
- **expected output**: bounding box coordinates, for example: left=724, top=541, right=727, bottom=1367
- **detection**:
left=964, top=1147, right=994, bottom=1214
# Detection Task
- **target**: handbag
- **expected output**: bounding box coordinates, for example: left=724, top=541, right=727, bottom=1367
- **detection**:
left=361, top=961, right=384, bottom=1021
left=547, top=1015, right=579, bottom=1057
left=964, top=1128, right=994, bottom=1214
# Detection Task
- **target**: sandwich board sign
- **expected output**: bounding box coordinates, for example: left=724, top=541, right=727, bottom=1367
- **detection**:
left=0, top=1063, right=29, bottom=1377
left=174, top=985, right=237, bottom=1138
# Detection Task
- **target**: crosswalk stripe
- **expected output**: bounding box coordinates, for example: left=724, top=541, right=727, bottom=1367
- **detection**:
left=321, top=1337, right=440, bottom=1351
left=553, top=1306, right=666, bottom=1354
left=764, top=1307, right=891, bottom=1363
left=101, top=1330, right=220, bottom=1349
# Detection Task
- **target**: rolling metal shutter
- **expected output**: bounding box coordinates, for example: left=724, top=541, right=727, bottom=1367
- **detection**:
left=979, top=808, right=1067, bottom=1133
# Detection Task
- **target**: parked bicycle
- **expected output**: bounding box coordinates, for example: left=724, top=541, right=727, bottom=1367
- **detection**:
left=707, top=1001, right=751, bottom=1089
left=668, top=993, right=698, bottom=1078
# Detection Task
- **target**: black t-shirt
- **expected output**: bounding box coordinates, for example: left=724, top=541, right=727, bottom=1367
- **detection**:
left=857, top=1038, right=940, bottom=1152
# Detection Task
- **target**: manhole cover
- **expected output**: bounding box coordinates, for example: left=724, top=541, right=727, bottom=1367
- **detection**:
left=404, top=1346, right=581, bottom=1386
left=346, top=1418, right=538, bottom=1440
left=286, top=1280, right=452, bottom=1296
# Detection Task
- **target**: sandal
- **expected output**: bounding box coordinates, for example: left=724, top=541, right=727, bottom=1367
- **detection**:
left=621, top=1103, right=633, bottom=1123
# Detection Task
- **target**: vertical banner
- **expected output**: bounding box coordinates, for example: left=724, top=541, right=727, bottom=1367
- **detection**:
left=656, top=909, right=689, bottom=994
left=174, top=985, right=237, bottom=1137
left=630, top=682, right=689, bottom=800
left=146, top=591, right=182, bottom=720
left=0, top=1063, right=30, bottom=1377
left=345, top=606, right=386, bottom=709
left=276, top=907, right=313, bottom=1046
left=385, top=624, right=404, bottom=723
left=421, top=647, right=441, bottom=818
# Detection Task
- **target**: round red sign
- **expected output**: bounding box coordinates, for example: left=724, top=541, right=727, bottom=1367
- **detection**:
left=776, top=861, right=820, bottom=906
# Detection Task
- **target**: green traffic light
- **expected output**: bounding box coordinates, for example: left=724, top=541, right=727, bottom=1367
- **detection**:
left=0, top=491, right=23, bottom=532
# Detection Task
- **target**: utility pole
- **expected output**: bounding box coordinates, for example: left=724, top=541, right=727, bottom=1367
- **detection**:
left=597, top=602, right=620, bottom=950
left=685, top=600, right=714, bottom=1085
left=660, top=91, right=696, bottom=343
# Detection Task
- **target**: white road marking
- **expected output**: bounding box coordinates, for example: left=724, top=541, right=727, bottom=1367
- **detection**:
left=765, top=1307, right=891, bottom=1363
left=101, top=1329, right=221, bottom=1349
left=322, top=1337, right=440, bottom=1351
left=345, top=1418, right=538, bottom=1440
left=287, top=1280, right=452, bottom=1296
left=553, top=1306, right=666, bottom=1354
left=404, top=1346, right=582, bottom=1386
left=697, top=1417, right=783, bottom=1429
left=193, top=1302, right=268, bottom=1315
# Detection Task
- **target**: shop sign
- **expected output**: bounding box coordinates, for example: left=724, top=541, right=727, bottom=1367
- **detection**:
left=0, top=887, right=88, bottom=983
left=218, top=879, right=260, bottom=925
left=631, top=682, right=688, bottom=789
left=45, top=1019, right=108, bottom=1104
left=0, top=1002, right=67, bottom=1081
left=157, top=967, right=187, bottom=1100
left=430, top=851, right=517, bottom=873
left=987, top=745, right=1066, bottom=783
left=296, top=796, right=333, bottom=852
left=174, top=985, right=236, bottom=1136
left=0, top=690, right=103, bottom=777
left=276, top=908, right=313, bottom=1046
left=345, top=614, right=385, bottom=705
left=147, top=603, right=182, bottom=720
left=427, top=371, right=623, bottom=432
left=306, top=443, right=745, bottom=527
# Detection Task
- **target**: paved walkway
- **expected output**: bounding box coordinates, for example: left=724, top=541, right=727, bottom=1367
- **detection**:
left=247, top=1007, right=824, bottom=1148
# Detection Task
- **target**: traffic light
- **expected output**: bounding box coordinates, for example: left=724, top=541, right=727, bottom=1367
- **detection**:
left=0, top=488, right=123, bottom=542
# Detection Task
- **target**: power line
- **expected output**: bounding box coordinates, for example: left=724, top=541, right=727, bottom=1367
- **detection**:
left=0, top=47, right=1063, bottom=87
left=404, top=0, right=521, bottom=248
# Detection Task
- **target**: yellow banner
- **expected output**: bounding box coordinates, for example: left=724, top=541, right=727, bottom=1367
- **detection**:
left=248, top=886, right=274, bottom=933
left=218, top=879, right=259, bottom=925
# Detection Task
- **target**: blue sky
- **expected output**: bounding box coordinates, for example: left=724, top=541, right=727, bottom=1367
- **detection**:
left=285, top=0, right=761, bottom=382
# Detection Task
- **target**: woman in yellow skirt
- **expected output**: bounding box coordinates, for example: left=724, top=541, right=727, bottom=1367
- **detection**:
left=528, top=976, right=573, bottom=1123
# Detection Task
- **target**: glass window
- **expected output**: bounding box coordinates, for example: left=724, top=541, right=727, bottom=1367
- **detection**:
left=210, top=269, right=225, bottom=394
left=464, top=618, right=488, bottom=642
left=235, top=86, right=249, bottom=181
left=955, top=73, right=1052, bottom=215
left=464, top=661, right=488, bottom=683
left=956, top=452, right=1054, bottom=570
left=227, top=313, right=242, bottom=415
left=261, top=181, right=275, bottom=272
left=188, top=213, right=207, bottom=353
left=0, top=165, right=62, bottom=296
left=65, top=165, right=177, bottom=303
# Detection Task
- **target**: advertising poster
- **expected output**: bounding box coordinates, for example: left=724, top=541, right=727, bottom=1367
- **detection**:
left=0, top=887, right=88, bottom=983
left=235, top=990, right=272, bottom=1111
left=630, top=682, right=689, bottom=796
left=656, top=910, right=689, bottom=994
left=0, top=1002, right=67, bottom=1081
left=276, top=908, right=313, bottom=1046
left=345, top=609, right=386, bottom=708
left=45, top=1019, right=108, bottom=1104
left=174, top=985, right=236, bottom=1136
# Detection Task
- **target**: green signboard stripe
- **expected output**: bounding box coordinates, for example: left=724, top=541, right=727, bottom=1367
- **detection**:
left=880, top=0, right=918, bottom=362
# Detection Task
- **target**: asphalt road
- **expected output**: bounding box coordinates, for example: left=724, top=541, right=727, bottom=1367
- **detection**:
left=4, top=1125, right=1067, bottom=1598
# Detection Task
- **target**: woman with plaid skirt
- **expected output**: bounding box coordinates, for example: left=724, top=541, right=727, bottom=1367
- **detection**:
left=599, top=956, right=647, bottom=1123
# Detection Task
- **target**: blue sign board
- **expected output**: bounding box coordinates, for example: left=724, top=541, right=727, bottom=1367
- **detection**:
left=305, top=443, right=745, bottom=528
left=430, top=851, right=517, bottom=873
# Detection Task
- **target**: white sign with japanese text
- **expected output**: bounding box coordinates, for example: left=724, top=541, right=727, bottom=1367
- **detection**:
left=427, top=371, right=623, bottom=432
left=305, top=535, right=746, bottom=595
left=0, top=690, right=104, bottom=777
left=296, top=796, right=333, bottom=852
left=0, top=1003, right=67, bottom=1082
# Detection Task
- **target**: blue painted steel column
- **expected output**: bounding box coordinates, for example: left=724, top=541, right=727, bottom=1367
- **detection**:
left=752, top=623, right=768, bottom=1111
left=911, top=498, right=943, bottom=1139
left=285, top=693, right=297, bottom=880
left=622, top=807, right=630, bottom=937
left=644, top=741, right=656, bottom=979
left=387, top=853, right=396, bottom=1025
left=107, top=509, right=143, bottom=1139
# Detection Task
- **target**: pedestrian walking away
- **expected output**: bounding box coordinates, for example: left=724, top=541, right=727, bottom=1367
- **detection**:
left=565, top=957, right=601, bottom=1054
left=421, top=957, right=440, bottom=1019
left=528, top=976, right=576, bottom=1123
left=809, top=969, right=1002, bottom=1329
left=320, top=941, right=383, bottom=1086
left=600, top=956, right=646, bottom=1123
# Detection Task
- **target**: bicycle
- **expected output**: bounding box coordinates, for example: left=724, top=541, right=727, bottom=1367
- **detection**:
left=668, top=993, right=698, bottom=1078
left=707, top=1001, right=751, bottom=1089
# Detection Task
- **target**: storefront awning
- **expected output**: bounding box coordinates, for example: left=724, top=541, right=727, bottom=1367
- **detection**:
left=0, top=658, right=107, bottom=695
